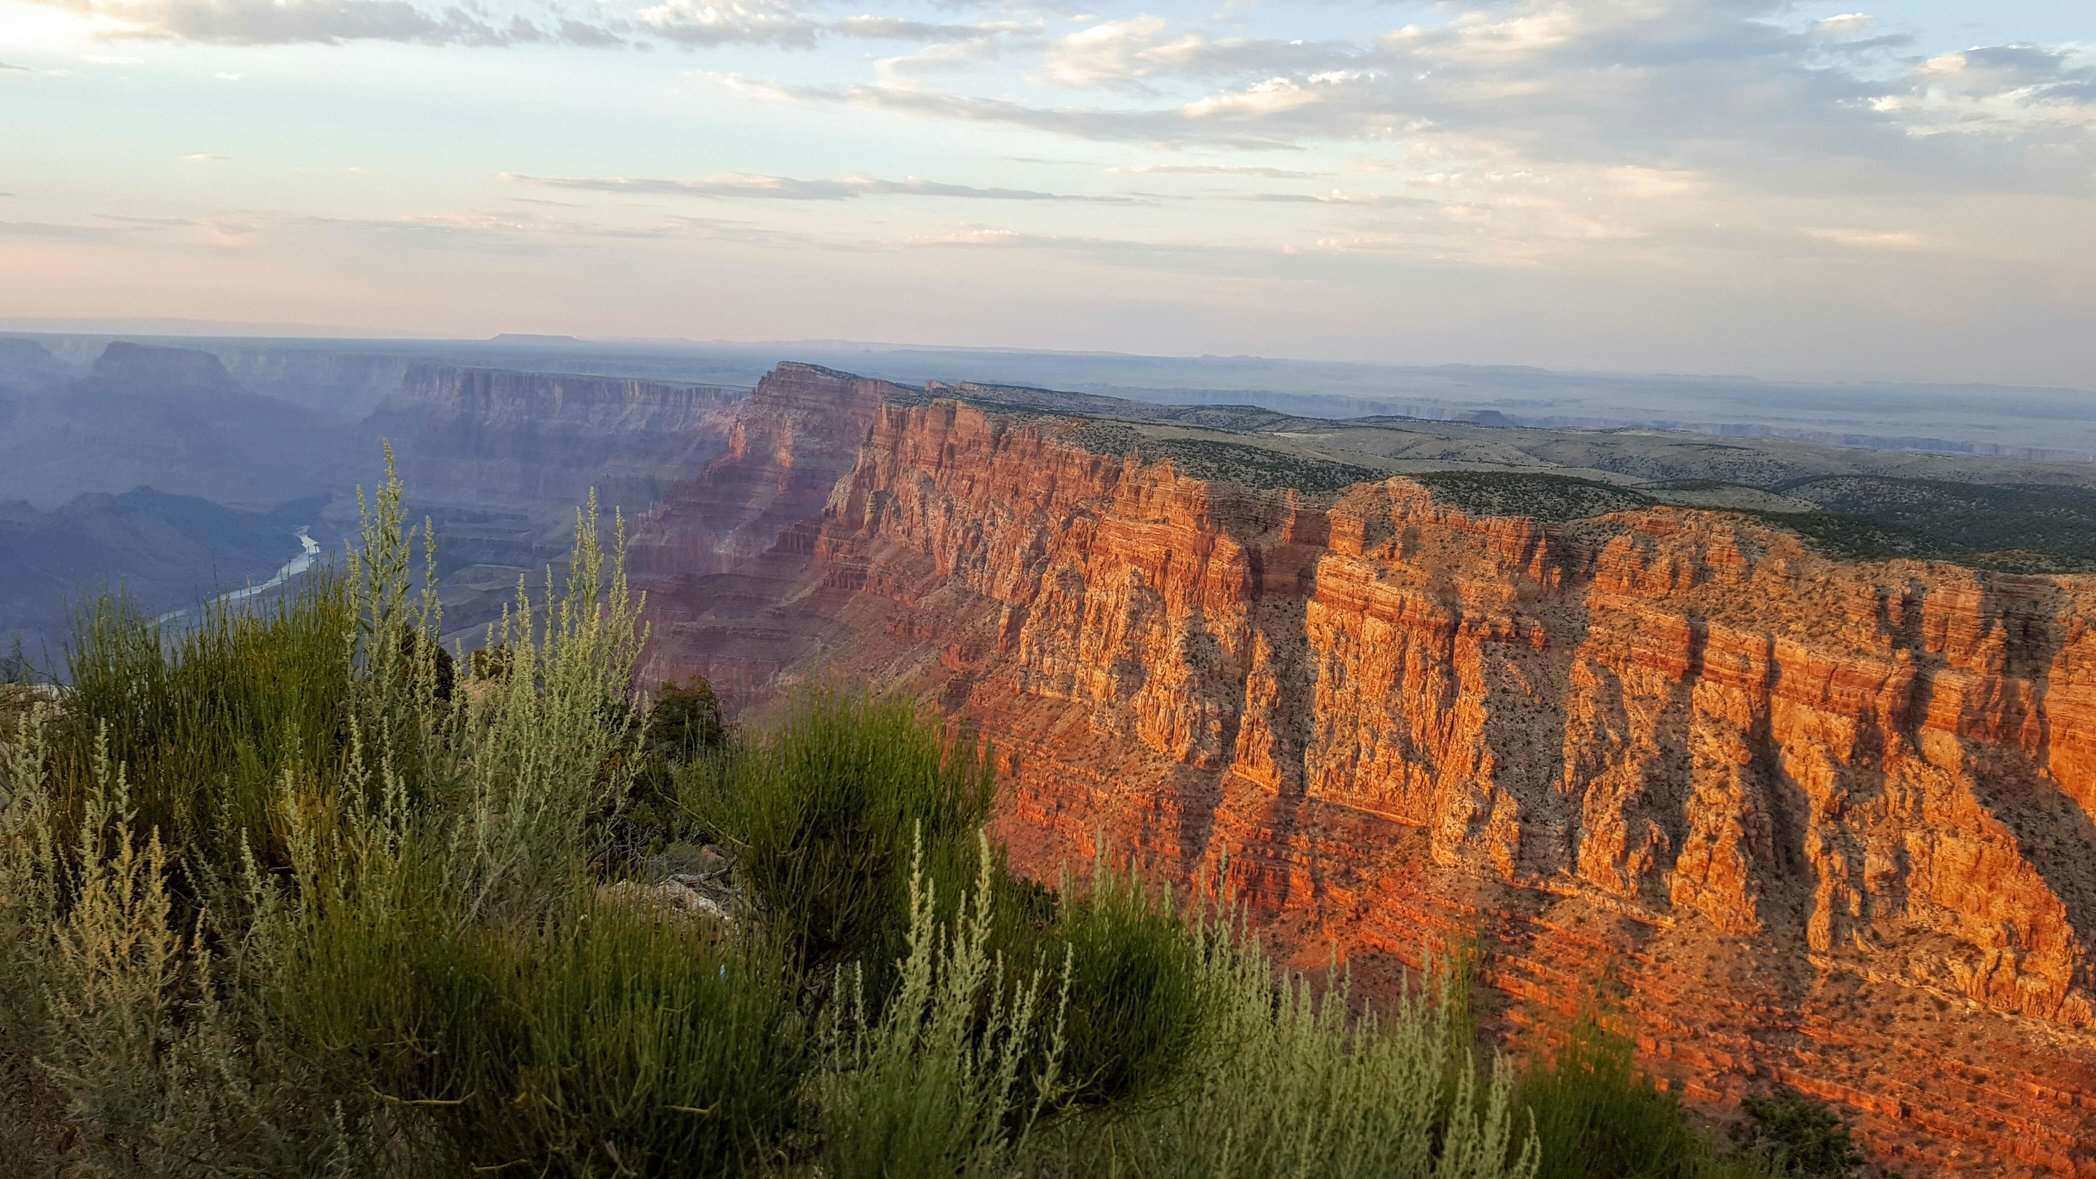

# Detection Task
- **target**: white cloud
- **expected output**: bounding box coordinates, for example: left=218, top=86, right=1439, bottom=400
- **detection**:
left=1814, top=13, right=1874, bottom=37
left=1109, top=163, right=1327, bottom=178
left=30, top=0, right=627, bottom=47
left=503, top=171, right=1144, bottom=203
left=1044, top=15, right=1169, bottom=87
left=637, top=0, right=816, bottom=48
left=1802, top=226, right=1930, bottom=251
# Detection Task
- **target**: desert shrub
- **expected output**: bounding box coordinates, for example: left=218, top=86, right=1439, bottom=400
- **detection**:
left=1044, top=861, right=1205, bottom=1108
left=645, top=676, right=728, bottom=766
left=622, top=676, right=731, bottom=851
left=1031, top=917, right=1538, bottom=1179
left=47, top=579, right=355, bottom=896
left=0, top=713, right=414, bottom=1177
left=817, top=831, right=1071, bottom=1179
left=436, top=489, right=649, bottom=921
left=468, top=642, right=512, bottom=680
left=1732, top=1089, right=1864, bottom=1177
left=1516, top=1008, right=1775, bottom=1179
left=490, top=910, right=805, bottom=1175
left=269, top=866, right=806, bottom=1177
left=683, top=691, right=995, bottom=973
left=0, top=636, right=35, bottom=684
left=0, top=448, right=662, bottom=1176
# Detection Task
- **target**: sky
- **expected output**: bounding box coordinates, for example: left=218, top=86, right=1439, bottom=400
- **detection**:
left=1, top=0, right=2092, bottom=386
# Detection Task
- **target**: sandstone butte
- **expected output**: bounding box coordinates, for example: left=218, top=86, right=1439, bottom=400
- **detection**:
left=632, top=362, right=2096, bottom=1175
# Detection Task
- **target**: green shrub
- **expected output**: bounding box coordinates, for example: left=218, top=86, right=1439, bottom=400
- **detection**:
left=1, top=712, right=412, bottom=1177
left=1031, top=919, right=1538, bottom=1179
left=273, top=879, right=805, bottom=1177
left=818, top=831, right=1071, bottom=1179
left=49, top=579, right=356, bottom=895
left=1046, top=861, right=1205, bottom=1108
left=1517, top=1008, right=1772, bottom=1179
left=1732, top=1089, right=1864, bottom=1177
left=682, top=691, right=995, bottom=974
left=645, top=676, right=728, bottom=766
left=621, top=676, right=731, bottom=854
left=1, top=449, right=662, bottom=1176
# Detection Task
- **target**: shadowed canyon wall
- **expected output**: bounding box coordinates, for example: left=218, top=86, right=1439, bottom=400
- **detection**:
left=370, top=364, right=746, bottom=516
left=636, top=366, right=2096, bottom=1175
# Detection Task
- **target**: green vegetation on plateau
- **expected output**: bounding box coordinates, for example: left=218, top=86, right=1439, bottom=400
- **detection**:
left=1412, top=472, right=1656, bottom=521
left=1763, top=476, right=2096, bottom=572
left=0, top=453, right=1861, bottom=1177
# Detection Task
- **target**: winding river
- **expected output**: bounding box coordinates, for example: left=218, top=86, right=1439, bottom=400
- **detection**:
left=154, top=528, right=323, bottom=626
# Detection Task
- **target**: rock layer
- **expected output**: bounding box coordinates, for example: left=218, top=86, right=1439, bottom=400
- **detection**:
left=638, top=367, right=2096, bottom=1174
left=370, top=364, right=746, bottom=514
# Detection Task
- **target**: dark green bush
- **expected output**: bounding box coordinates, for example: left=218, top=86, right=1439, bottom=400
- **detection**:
left=646, top=676, right=728, bottom=765
left=1046, top=865, right=1205, bottom=1108
left=622, top=676, right=732, bottom=850
left=1517, top=1010, right=1722, bottom=1179
left=50, top=581, right=356, bottom=895
left=681, top=691, right=995, bottom=974
left=1733, top=1089, right=1864, bottom=1177
left=270, top=841, right=806, bottom=1177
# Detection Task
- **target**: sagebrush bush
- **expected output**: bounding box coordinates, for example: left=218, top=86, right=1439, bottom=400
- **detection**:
left=1027, top=915, right=1539, bottom=1179
left=818, top=831, right=1071, bottom=1179
left=0, top=448, right=675, bottom=1175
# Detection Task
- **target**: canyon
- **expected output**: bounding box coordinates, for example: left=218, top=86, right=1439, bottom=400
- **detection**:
left=636, top=363, right=2096, bottom=1176
left=7, top=339, right=2096, bottom=1172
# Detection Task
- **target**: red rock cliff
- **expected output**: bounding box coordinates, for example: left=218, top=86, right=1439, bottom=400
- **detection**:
left=643, top=376, right=2096, bottom=1174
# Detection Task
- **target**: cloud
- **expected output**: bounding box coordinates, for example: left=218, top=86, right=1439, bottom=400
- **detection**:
left=898, top=223, right=1286, bottom=276
left=300, top=208, right=685, bottom=253
left=504, top=171, right=1145, bottom=203
left=636, top=2, right=1030, bottom=52
left=1183, top=75, right=1345, bottom=120
left=181, top=152, right=229, bottom=162
left=1109, top=163, right=1327, bottom=178
left=1876, top=43, right=2096, bottom=137
left=1240, top=189, right=1430, bottom=207
left=1814, top=13, right=1874, bottom=37
left=31, top=0, right=627, bottom=48
left=635, top=0, right=815, bottom=48
left=820, top=84, right=1306, bottom=150
left=95, top=213, right=196, bottom=226
left=872, top=20, right=1042, bottom=81
left=1044, top=16, right=1360, bottom=91
left=0, top=220, right=128, bottom=239
left=1802, top=226, right=1930, bottom=251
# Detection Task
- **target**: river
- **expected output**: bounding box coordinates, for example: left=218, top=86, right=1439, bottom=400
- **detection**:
left=154, top=528, right=323, bottom=626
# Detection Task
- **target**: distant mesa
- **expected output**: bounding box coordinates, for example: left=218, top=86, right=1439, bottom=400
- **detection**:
left=0, top=336, right=73, bottom=392
left=89, top=340, right=239, bottom=392
left=487, top=332, right=587, bottom=346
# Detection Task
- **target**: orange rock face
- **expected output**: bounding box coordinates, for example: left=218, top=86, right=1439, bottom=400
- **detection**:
left=638, top=369, right=2096, bottom=1174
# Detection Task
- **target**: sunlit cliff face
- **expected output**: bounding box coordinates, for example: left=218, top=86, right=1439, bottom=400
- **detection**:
left=630, top=362, right=2096, bottom=1174
left=3, top=0, right=2093, bottom=384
